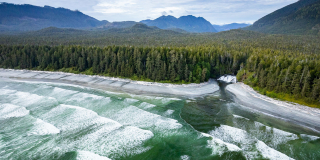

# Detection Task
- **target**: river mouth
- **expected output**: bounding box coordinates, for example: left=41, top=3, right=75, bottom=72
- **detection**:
left=0, top=78, right=320, bottom=160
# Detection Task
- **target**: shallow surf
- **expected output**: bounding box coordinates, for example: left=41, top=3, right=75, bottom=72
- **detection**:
left=1, top=69, right=320, bottom=160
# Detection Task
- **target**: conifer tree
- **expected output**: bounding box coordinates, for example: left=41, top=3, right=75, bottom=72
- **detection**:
left=311, top=78, right=320, bottom=100
left=301, top=71, right=311, bottom=98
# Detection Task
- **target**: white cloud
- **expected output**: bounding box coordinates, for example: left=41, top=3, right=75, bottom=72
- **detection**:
left=6, top=0, right=298, bottom=24
left=93, top=0, right=136, bottom=13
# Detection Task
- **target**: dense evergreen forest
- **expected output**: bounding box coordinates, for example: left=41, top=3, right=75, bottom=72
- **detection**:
left=0, top=29, right=320, bottom=107
left=0, top=45, right=246, bottom=83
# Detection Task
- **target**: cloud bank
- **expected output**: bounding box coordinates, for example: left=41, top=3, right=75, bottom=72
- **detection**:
left=7, top=0, right=297, bottom=24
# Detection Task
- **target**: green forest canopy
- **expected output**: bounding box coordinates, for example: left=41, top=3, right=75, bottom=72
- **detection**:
left=0, top=29, right=319, bottom=107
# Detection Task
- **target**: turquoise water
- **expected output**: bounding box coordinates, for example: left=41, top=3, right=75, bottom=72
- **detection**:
left=0, top=79, right=319, bottom=160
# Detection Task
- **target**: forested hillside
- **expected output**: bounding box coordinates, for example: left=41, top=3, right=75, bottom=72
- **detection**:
left=0, top=28, right=320, bottom=107
left=0, top=3, right=107, bottom=32
left=246, top=0, right=320, bottom=35
left=98, top=21, right=140, bottom=30
left=0, top=45, right=245, bottom=83
left=236, top=47, right=320, bottom=108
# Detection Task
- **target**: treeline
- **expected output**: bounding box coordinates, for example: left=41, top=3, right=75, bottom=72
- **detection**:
left=1, top=29, right=319, bottom=54
left=237, top=50, right=320, bottom=106
left=0, top=45, right=248, bottom=83
left=0, top=38, right=319, bottom=107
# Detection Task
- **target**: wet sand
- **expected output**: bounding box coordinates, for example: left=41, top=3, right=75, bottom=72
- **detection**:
left=226, top=82, right=320, bottom=133
left=0, top=69, right=219, bottom=97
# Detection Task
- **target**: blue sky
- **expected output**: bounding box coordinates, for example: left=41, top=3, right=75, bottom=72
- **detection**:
left=7, top=0, right=297, bottom=24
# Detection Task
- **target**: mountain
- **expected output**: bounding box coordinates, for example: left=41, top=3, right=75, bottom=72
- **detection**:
left=246, top=0, right=320, bottom=35
left=140, top=15, right=217, bottom=33
left=0, top=2, right=108, bottom=32
left=213, top=23, right=251, bottom=32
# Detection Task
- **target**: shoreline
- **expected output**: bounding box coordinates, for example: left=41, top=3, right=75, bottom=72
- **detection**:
left=3, top=68, right=320, bottom=133
left=239, top=83, right=320, bottom=116
left=226, top=82, right=320, bottom=134
left=0, top=69, right=219, bottom=97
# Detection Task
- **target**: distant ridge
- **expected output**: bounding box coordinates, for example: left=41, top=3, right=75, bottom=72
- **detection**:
left=98, top=21, right=139, bottom=30
left=28, top=27, right=89, bottom=36
left=141, top=15, right=217, bottom=33
left=246, top=0, right=320, bottom=35
left=213, top=23, right=251, bottom=32
left=104, top=23, right=184, bottom=35
left=0, top=2, right=108, bottom=32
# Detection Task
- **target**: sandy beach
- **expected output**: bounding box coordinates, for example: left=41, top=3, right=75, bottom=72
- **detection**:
left=0, top=69, right=219, bottom=97
left=226, top=82, right=320, bottom=133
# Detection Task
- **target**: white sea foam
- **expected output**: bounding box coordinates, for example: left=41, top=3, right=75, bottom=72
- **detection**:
left=128, top=94, right=156, bottom=101
left=161, top=98, right=176, bottom=104
left=138, top=102, right=156, bottom=109
left=77, top=126, right=153, bottom=157
left=180, top=155, right=190, bottom=160
left=0, top=89, right=16, bottom=95
left=124, top=98, right=139, bottom=104
left=0, top=103, right=29, bottom=119
left=300, top=134, right=320, bottom=141
left=201, top=133, right=241, bottom=156
left=129, top=94, right=181, bottom=105
left=218, top=75, right=237, bottom=83
left=210, top=125, right=249, bottom=144
left=209, top=125, right=293, bottom=159
left=67, top=92, right=107, bottom=102
left=27, top=118, right=60, bottom=136
left=254, top=121, right=265, bottom=128
left=164, top=109, right=175, bottom=115
left=41, top=104, right=121, bottom=131
left=252, top=122, right=299, bottom=147
left=233, top=114, right=250, bottom=120
left=160, top=97, right=177, bottom=104
left=76, top=151, right=112, bottom=160
left=11, top=91, right=44, bottom=107
left=256, top=141, right=294, bottom=160
left=112, top=106, right=182, bottom=130
left=129, top=94, right=154, bottom=100
left=2, top=78, right=86, bottom=90
left=40, top=104, right=154, bottom=158
left=49, top=87, right=78, bottom=100
left=268, top=128, right=298, bottom=146
left=65, top=92, right=112, bottom=109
